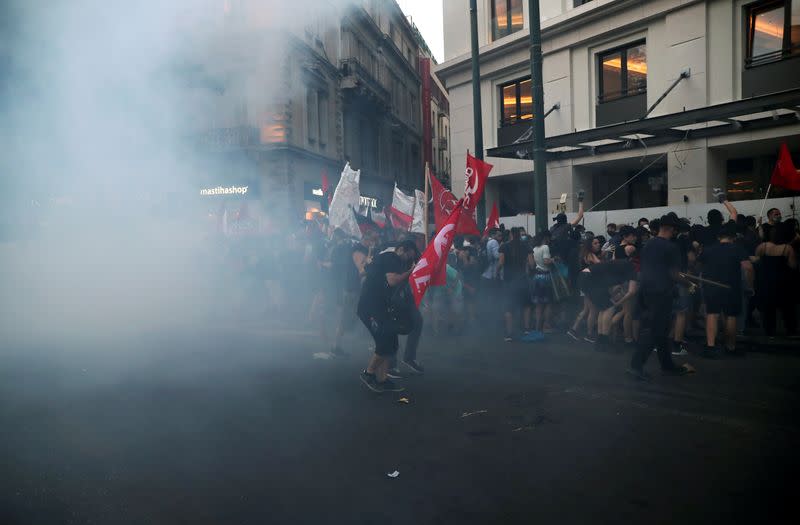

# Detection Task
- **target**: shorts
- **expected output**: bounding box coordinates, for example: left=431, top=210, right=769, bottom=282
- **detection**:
left=672, top=285, right=691, bottom=314
left=505, top=277, right=530, bottom=312
left=357, top=300, right=399, bottom=357
left=530, top=271, right=553, bottom=305
left=704, top=288, right=741, bottom=316
left=585, top=283, right=613, bottom=310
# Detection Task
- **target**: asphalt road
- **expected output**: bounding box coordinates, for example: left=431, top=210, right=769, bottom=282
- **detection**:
left=1, top=324, right=798, bottom=524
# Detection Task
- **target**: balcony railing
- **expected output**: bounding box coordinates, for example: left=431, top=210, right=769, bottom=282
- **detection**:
left=340, top=58, right=390, bottom=104
left=437, top=137, right=447, bottom=149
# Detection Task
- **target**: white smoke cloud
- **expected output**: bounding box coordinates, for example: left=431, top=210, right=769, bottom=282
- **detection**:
left=0, top=0, right=355, bottom=347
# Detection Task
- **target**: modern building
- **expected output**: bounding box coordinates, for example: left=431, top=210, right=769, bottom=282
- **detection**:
left=436, top=0, right=800, bottom=224
left=192, top=0, right=434, bottom=224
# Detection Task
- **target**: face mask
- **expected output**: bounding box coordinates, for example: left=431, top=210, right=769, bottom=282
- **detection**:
left=521, top=235, right=528, bottom=242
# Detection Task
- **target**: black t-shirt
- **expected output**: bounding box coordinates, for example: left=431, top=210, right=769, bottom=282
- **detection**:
left=360, top=249, right=405, bottom=313
left=500, top=240, right=531, bottom=282
left=332, top=241, right=365, bottom=293
left=703, top=224, right=721, bottom=247
left=698, top=242, right=747, bottom=291
left=639, top=236, right=680, bottom=294
left=589, top=260, right=636, bottom=290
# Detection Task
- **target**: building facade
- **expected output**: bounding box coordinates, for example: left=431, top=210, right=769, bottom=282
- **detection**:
left=192, top=0, right=433, bottom=223
left=437, top=0, right=800, bottom=223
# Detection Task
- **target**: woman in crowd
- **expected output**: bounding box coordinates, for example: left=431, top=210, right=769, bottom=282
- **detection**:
left=567, top=236, right=602, bottom=342
left=755, top=221, right=798, bottom=336
left=526, top=231, right=554, bottom=340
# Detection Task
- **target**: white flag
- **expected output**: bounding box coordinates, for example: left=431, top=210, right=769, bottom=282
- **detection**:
left=391, top=184, right=415, bottom=217
left=410, top=189, right=425, bottom=233
left=329, top=163, right=362, bottom=239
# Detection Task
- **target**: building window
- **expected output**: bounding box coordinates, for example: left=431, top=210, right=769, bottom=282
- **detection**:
left=318, top=92, right=328, bottom=147
left=499, top=77, right=532, bottom=126
left=598, top=41, right=647, bottom=103
left=746, top=0, right=800, bottom=67
left=306, top=89, right=318, bottom=143
left=492, top=0, right=523, bottom=40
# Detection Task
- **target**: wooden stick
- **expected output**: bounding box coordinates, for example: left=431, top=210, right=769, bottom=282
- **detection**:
left=423, top=162, right=430, bottom=245
left=759, top=183, right=772, bottom=220
left=679, top=272, right=731, bottom=289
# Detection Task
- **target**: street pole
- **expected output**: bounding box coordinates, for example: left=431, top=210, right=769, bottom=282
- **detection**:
left=469, top=0, right=486, bottom=228
left=528, top=0, right=548, bottom=233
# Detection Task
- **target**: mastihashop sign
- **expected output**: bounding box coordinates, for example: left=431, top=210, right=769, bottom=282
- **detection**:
left=200, top=186, right=249, bottom=196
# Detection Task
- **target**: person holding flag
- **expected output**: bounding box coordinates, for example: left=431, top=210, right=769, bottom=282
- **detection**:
left=358, top=240, right=420, bottom=393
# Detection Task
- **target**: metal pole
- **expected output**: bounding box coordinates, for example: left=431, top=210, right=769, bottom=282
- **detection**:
left=528, top=0, right=548, bottom=233
left=469, top=0, right=486, bottom=228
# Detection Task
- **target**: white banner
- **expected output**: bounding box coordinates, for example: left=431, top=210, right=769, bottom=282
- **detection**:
left=329, top=163, right=362, bottom=239
left=411, top=189, right=425, bottom=233
left=391, top=184, right=416, bottom=217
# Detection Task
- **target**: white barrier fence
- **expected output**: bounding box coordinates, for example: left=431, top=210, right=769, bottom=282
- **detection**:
left=500, top=196, right=798, bottom=235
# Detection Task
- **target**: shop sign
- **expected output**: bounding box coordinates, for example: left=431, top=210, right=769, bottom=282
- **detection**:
left=200, top=185, right=249, bottom=196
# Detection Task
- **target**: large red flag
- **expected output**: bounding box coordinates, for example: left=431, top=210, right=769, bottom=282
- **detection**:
left=429, top=171, right=480, bottom=236
left=770, top=143, right=800, bottom=191
left=409, top=200, right=463, bottom=306
left=463, top=153, right=493, bottom=215
left=483, top=201, right=500, bottom=236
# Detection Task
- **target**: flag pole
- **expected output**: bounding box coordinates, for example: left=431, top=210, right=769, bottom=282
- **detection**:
left=424, top=162, right=430, bottom=244
left=758, top=183, right=772, bottom=220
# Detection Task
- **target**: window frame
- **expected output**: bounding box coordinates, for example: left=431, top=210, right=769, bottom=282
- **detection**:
left=745, top=0, right=799, bottom=67
left=498, top=76, right=533, bottom=127
left=597, top=39, right=647, bottom=104
left=491, top=0, right=524, bottom=41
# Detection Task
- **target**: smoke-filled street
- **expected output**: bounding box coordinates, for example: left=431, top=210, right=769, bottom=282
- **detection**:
left=2, top=326, right=797, bottom=524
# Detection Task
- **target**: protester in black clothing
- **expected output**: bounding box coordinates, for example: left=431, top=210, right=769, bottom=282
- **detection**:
left=498, top=227, right=533, bottom=342
left=755, top=221, right=798, bottom=336
left=698, top=222, right=754, bottom=357
left=628, top=214, right=693, bottom=380
left=358, top=240, right=419, bottom=393
left=613, top=225, right=637, bottom=261
left=456, top=241, right=480, bottom=325
left=582, top=260, right=638, bottom=351
left=330, top=240, right=369, bottom=357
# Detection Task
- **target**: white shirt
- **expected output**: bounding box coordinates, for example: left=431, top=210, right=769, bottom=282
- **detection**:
left=482, top=238, right=500, bottom=279
left=532, top=245, right=551, bottom=272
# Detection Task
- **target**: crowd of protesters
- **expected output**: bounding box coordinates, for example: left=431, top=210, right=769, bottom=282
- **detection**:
left=238, top=191, right=799, bottom=392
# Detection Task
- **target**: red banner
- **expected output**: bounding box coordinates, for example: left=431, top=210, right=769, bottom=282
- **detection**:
left=429, top=171, right=480, bottom=236
left=463, top=153, right=493, bottom=215
left=409, top=201, right=463, bottom=306
left=771, top=143, right=800, bottom=191
left=483, top=201, right=499, bottom=236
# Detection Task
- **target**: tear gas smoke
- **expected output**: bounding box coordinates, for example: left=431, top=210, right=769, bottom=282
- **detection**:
left=0, top=0, right=353, bottom=348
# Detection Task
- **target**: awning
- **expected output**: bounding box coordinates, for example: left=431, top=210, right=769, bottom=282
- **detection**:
left=487, top=88, right=800, bottom=161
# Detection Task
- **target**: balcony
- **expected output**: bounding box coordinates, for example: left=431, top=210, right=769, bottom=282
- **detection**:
left=496, top=121, right=532, bottom=147
left=340, top=58, right=390, bottom=106
left=596, top=93, right=647, bottom=126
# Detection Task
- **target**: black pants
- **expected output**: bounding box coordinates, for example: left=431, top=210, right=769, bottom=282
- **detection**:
left=762, top=302, right=797, bottom=336
left=630, top=290, right=677, bottom=371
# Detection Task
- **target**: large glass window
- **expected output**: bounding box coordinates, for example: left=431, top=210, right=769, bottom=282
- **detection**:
left=492, top=0, right=523, bottom=40
left=499, top=77, right=532, bottom=126
left=598, top=41, right=647, bottom=103
left=746, top=0, right=800, bottom=66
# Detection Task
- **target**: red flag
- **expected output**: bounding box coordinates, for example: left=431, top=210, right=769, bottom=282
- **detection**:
left=321, top=170, right=330, bottom=195
left=463, top=153, right=493, bottom=215
left=429, top=172, right=481, bottom=236
left=483, top=201, right=499, bottom=236
left=409, top=201, right=464, bottom=306
left=770, top=143, right=800, bottom=191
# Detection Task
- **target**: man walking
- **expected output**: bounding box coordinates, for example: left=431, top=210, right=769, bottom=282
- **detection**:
left=628, top=214, right=693, bottom=380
